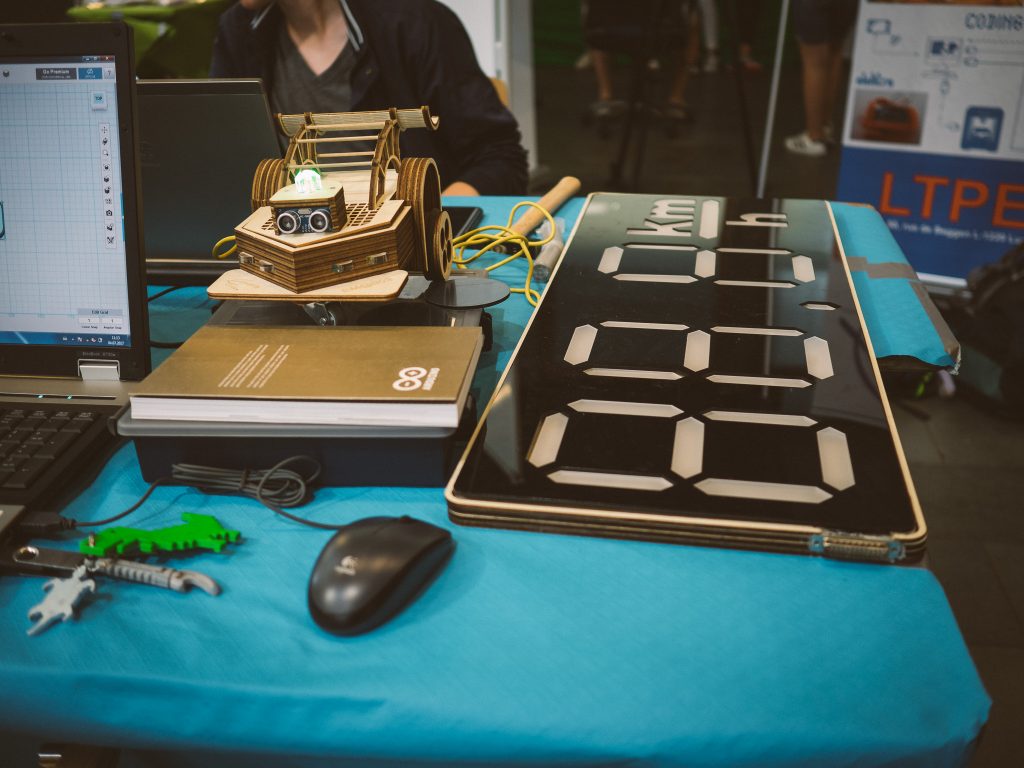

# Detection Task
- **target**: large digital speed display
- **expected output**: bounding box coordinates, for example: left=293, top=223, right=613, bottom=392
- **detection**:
left=446, top=196, right=925, bottom=562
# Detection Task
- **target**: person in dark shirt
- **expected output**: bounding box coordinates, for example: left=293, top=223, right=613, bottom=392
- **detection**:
left=211, top=0, right=528, bottom=195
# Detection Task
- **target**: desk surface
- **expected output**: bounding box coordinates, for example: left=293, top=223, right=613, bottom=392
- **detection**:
left=0, top=198, right=987, bottom=767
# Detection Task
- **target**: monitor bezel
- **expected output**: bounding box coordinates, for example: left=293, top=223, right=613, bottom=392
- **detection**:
left=0, top=22, right=150, bottom=381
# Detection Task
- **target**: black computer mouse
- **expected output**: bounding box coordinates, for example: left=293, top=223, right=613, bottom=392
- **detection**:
left=308, top=516, right=454, bottom=636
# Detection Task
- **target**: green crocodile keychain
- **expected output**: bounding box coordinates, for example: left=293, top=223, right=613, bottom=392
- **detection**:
left=79, top=513, right=241, bottom=557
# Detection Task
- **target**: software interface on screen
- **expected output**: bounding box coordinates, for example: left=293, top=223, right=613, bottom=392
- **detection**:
left=0, top=55, right=132, bottom=348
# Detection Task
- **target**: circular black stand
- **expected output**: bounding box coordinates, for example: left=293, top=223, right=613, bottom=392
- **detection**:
left=424, top=277, right=511, bottom=309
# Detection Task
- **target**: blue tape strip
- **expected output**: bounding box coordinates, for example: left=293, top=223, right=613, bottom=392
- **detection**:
left=832, top=202, right=956, bottom=368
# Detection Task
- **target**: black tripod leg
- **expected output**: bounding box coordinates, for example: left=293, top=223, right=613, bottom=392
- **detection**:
left=631, top=78, right=652, bottom=192
left=608, top=57, right=647, bottom=189
left=726, top=0, right=758, bottom=195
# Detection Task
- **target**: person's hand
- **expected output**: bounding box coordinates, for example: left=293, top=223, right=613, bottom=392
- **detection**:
left=442, top=181, right=480, bottom=196
left=239, top=0, right=274, bottom=11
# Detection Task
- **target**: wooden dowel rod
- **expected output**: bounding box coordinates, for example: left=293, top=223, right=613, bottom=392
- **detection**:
left=286, top=161, right=370, bottom=170
left=296, top=135, right=379, bottom=144
left=317, top=151, right=376, bottom=159
left=509, top=176, right=581, bottom=237
left=307, top=125, right=386, bottom=135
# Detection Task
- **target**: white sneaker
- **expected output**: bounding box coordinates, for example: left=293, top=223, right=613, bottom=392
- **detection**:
left=703, top=51, right=720, bottom=73
left=785, top=131, right=827, bottom=157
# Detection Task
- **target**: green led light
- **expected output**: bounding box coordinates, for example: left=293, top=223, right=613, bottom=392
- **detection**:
left=294, top=168, right=323, bottom=195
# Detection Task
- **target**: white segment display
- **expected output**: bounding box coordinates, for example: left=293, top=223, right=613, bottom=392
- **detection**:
left=698, top=200, right=721, bottom=239
left=528, top=413, right=569, bottom=468
left=536, top=200, right=860, bottom=507
left=568, top=400, right=682, bottom=418
left=695, top=478, right=832, bottom=504
left=585, top=369, right=683, bottom=380
left=549, top=471, right=673, bottom=492
left=671, top=418, right=705, bottom=479
left=564, top=324, right=598, bottom=365
left=817, top=427, right=856, bottom=490
left=805, top=337, right=835, bottom=379
left=704, top=412, right=817, bottom=427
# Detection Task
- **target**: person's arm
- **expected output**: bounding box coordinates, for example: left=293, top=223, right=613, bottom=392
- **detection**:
left=414, top=4, right=528, bottom=196
left=209, top=9, right=243, bottom=78
left=209, top=3, right=273, bottom=81
left=442, top=180, right=480, bottom=196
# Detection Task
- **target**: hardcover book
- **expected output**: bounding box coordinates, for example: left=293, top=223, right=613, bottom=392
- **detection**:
left=130, top=325, right=482, bottom=427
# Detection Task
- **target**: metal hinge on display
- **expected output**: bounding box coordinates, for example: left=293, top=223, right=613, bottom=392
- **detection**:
left=808, top=531, right=906, bottom=563
left=77, top=360, right=120, bottom=381
left=303, top=302, right=337, bottom=326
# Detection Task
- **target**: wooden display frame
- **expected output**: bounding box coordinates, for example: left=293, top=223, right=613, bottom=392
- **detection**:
left=446, top=195, right=927, bottom=564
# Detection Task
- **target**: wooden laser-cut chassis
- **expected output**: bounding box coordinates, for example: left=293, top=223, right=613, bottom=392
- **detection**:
left=238, top=107, right=452, bottom=294
left=236, top=206, right=416, bottom=293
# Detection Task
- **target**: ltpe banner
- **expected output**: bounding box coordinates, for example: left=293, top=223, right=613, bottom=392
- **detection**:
left=837, top=1, right=1024, bottom=278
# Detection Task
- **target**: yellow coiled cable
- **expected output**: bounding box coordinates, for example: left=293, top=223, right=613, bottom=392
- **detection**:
left=451, top=201, right=555, bottom=306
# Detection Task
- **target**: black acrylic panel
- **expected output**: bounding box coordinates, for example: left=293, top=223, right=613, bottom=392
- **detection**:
left=449, top=195, right=919, bottom=538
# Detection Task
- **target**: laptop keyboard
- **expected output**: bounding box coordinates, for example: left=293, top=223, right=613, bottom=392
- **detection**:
left=0, top=406, right=100, bottom=490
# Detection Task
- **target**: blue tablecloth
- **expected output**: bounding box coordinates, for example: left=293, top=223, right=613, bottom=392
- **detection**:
left=0, top=197, right=986, bottom=767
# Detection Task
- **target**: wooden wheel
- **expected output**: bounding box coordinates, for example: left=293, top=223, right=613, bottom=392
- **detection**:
left=427, top=209, right=453, bottom=280
left=396, top=156, right=442, bottom=275
left=251, top=158, right=287, bottom=211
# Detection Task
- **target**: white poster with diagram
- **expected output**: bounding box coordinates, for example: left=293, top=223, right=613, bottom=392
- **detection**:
left=837, top=2, right=1024, bottom=278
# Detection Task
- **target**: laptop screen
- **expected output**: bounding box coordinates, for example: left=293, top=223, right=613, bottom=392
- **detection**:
left=0, top=54, right=133, bottom=348
left=0, top=22, right=148, bottom=383
left=137, top=78, right=282, bottom=285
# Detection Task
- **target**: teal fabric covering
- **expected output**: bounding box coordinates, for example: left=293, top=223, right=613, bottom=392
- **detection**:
left=0, top=197, right=986, bottom=766
left=832, top=202, right=907, bottom=267
left=831, top=202, right=957, bottom=368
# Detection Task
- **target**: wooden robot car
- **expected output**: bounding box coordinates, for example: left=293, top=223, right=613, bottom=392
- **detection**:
left=237, top=107, right=453, bottom=293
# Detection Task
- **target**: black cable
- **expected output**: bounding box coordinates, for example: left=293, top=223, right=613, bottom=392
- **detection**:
left=76, top=476, right=173, bottom=527
left=147, top=286, right=182, bottom=302
left=171, top=456, right=342, bottom=530
left=148, top=286, right=193, bottom=347
left=21, top=456, right=342, bottom=534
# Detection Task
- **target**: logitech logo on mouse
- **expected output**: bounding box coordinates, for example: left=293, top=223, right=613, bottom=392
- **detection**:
left=335, top=555, right=359, bottom=576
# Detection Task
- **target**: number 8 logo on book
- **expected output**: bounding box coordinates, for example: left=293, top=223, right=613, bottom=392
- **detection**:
left=393, top=367, right=428, bottom=391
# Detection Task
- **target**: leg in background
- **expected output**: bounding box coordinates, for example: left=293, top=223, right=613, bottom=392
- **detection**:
left=825, top=39, right=845, bottom=132
left=667, top=8, right=697, bottom=121
left=698, top=0, right=720, bottom=72
left=591, top=48, right=614, bottom=102
left=785, top=0, right=835, bottom=156
left=590, top=48, right=626, bottom=119
left=798, top=40, right=830, bottom=142
left=736, top=0, right=761, bottom=71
